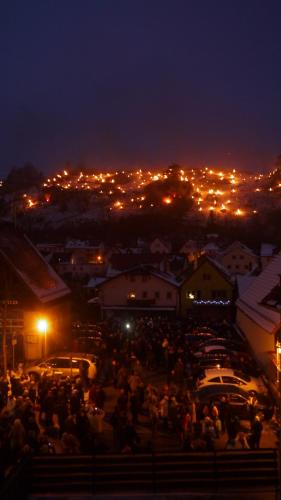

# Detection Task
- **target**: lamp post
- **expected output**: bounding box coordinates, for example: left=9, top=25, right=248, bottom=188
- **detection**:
left=37, top=319, right=48, bottom=358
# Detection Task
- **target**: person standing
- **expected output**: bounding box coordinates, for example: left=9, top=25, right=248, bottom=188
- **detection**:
left=250, top=415, right=263, bottom=449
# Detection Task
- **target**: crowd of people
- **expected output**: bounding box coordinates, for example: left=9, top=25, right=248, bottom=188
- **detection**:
left=0, top=315, right=274, bottom=476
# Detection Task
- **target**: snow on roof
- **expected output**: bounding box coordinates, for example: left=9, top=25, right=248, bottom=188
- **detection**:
left=65, top=239, right=89, bottom=248
left=150, top=268, right=180, bottom=287
left=260, top=243, right=276, bottom=257
left=93, top=265, right=180, bottom=289
left=236, top=253, right=281, bottom=332
left=236, top=275, right=256, bottom=296
left=221, top=240, right=257, bottom=257
left=0, top=223, right=70, bottom=304
left=87, top=277, right=108, bottom=288
left=202, top=242, right=219, bottom=252
left=65, top=239, right=101, bottom=250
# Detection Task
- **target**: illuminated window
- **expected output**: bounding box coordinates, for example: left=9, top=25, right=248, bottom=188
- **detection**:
left=128, top=292, right=136, bottom=300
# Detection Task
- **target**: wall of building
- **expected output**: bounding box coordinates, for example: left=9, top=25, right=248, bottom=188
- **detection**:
left=236, top=308, right=276, bottom=381
left=221, top=248, right=258, bottom=275
left=100, top=274, right=178, bottom=309
left=181, top=260, right=233, bottom=316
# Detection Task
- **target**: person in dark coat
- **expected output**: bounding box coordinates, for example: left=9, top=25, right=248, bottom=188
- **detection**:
left=250, top=415, right=263, bottom=449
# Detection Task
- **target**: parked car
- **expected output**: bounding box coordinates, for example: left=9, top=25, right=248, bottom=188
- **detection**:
left=26, top=352, right=97, bottom=380
left=193, top=327, right=217, bottom=336
left=196, top=337, right=246, bottom=352
left=195, top=384, right=272, bottom=420
left=185, top=332, right=215, bottom=346
left=193, top=345, right=228, bottom=358
left=192, top=355, right=230, bottom=372
left=196, top=367, right=267, bottom=395
left=193, top=354, right=262, bottom=380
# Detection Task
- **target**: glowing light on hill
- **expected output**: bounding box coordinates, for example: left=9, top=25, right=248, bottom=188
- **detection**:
left=163, top=197, right=172, bottom=205
left=235, top=208, right=244, bottom=216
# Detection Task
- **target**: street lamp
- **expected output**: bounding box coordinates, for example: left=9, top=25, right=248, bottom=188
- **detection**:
left=37, top=318, right=48, bottom=358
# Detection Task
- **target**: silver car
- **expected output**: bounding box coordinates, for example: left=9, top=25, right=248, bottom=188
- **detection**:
left=26, top=352, right=97, bottom=380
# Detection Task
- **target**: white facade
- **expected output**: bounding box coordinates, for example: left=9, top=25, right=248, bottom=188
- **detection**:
left=97, top=269, right=179, bottom=314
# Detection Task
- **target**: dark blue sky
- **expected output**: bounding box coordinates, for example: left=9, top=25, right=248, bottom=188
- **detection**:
left=1, top=0, right=281, bottom=176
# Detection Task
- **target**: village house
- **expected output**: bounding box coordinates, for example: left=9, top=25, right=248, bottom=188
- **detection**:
left=149, top=237, right=172, bottom=254
left=180, top=256, right=234, bottom=319
left=90, top=265, right=180, bottom=318
left=219, top=240, right=258, bottom=276
left=51, top=240, right=106, bottom=279
left=179, top=239, right=200, bottom=263
left=0, top=222, right=71, bottom=362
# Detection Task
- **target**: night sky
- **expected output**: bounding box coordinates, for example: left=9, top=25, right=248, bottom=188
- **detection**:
left=1, top=0, right=281, bottom=176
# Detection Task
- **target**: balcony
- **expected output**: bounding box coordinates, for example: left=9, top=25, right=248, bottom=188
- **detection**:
left=127, top=298, right=156, bottom=307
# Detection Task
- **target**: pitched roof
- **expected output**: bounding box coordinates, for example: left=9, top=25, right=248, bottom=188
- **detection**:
left=236, top=253, right=281, bottom=332
left=109, top=253, right=164, bottom=272
left=94, top=264, right=180, bottom=289
left=179, top=255, right=233, bottom=285
left=202, top=242, right=219, bottom=252
left=87, top=276, right=108, bottom=288
left=179, top=240, right=198, bottom=252
left=221, top=240, right=257, bottom=257
left=260, top=283, right=281, bottom=312
left=0, top=222, right=70, bottom=304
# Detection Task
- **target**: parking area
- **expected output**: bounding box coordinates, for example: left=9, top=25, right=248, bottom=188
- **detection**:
left=1, top=316, right=278, bottom=462
left=66, top=316, right=278, bottom=452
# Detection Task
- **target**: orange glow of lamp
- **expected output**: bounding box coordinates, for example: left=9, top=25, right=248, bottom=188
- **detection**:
left=37, top=319, right=48, bottom=357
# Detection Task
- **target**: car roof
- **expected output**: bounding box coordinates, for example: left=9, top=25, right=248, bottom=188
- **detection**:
left=204, top=368, right=234, bottom=376
left=47, top=352, right=95, bottom=361
left=204, top=345, right=227, bottom=353
left=195, top=384, right=250, bottom=399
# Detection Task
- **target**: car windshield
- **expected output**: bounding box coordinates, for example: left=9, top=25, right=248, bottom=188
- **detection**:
left=233, top=370, right=251, bottom=382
